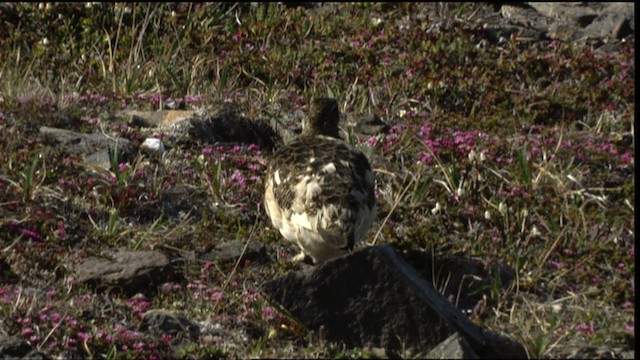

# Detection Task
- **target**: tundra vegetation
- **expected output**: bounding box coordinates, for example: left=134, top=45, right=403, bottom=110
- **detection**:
left=0, top=3, right=634, bottom=358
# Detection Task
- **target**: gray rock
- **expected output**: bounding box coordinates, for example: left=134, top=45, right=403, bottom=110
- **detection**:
left=39, top=126, right=135, bottom=157
left=0, top=334, right=47, bottom=359
left=39, top=126, right=137, bottom=170
left=584, top=3, right=635, bottom=40
left=203, top=239, right=268, bottom=264
left=75, top=248, right=173, bottom=295
left=269, top=116, right=299, bottom=145
left=426, top=332, right=479, bottom=359
left=526, top=3, right=597, bottom=25
left=139, top=309, right=200, bottom=342
left=351, top=113, right=390, bottom=136
left=490, top=2, right=635, bottom=48
left=262, top=244, right=487, bottom=354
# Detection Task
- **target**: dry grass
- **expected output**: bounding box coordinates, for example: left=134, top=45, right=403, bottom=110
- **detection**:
left=0, top=3, right=634, bottom=358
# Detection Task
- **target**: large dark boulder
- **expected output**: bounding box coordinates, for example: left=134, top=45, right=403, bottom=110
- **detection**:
left=263, top=244, right=488, bottom=355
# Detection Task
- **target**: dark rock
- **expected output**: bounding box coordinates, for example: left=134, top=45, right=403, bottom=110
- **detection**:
left=39, top=126, right=137, bottom=170
left=139, top=309, right=200, bottom=342
left=162, top=109, right=277, bottom=151
left=0, top=256, right=19, bottom=284
left=157, top=185, right=209, bottom=222
left=400, top=250, right=515, bottom=315
left=426, top=332, right=479, bottom=359
left=39, top=126, right=135, bottom=157
left=351, top=114, right=391, bottom=136
left=481, top=329, right=528, bottom=359
left=75, top=248, right=173, bottom=295
left=262, top=244, right=487, bottom=354
left=203, top=239, right=268, bottom=264
left=0, top=334, right=48, bottom=359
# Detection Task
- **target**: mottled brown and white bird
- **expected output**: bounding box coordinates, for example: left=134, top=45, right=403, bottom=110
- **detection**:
left=264, top=98, right=376, bottom=264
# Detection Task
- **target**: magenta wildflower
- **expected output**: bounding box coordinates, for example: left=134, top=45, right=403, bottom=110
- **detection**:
left=20, top=228, right=42, bottom=241
left=65, top=337, right=78, bottom=347
left=575, top=323, right=596, bottom=335
left=50, top=312, right=61, bottom=322
left=620, top=152, right=633, bottom=164
left=21, top=327, right=34, bottom=337
left=229, top=169, right=247, bottom=190
left=57, top=221, right=67, bottom=238
left=77, top=332, right=91, bottom=342
left=210, top=291, right=224, bottom=302
left=262, top=306, right=277, bottom=320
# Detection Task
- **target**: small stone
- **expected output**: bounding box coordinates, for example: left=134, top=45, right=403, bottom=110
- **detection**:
left=352, top=113, right=390, bottom=136
left=140, top=138, right=166, bottom=155
left=426, top=332, right=479, bottom=359
left=139, top=309, right=200, bottom=342
left=203, top=239, right=267, bottom=264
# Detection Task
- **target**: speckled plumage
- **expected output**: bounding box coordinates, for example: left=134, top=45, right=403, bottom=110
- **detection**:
left=264, top=98, right=376, bottom=263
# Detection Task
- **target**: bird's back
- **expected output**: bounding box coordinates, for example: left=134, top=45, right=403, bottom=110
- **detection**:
left=265, top=134, right=375, bottom=259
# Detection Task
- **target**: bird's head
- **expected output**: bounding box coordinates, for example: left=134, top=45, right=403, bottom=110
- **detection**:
left=302, top=98, right=341, bottom=138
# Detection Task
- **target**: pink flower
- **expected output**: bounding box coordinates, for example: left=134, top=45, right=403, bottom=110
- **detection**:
left=576, top=323, right=595, bottom=335
left=66, top=337, right=77, bottom=347
left=262, top=306, right=277, bottom=320
left=620, top=152, right=633, bottom=164
left=57, top=222, right=67, bottom=238
left=210, top=291, right=224, bottom=302
left=21, top=327, right=34, bottom=337
left=77, top=332, right=91, bottom=342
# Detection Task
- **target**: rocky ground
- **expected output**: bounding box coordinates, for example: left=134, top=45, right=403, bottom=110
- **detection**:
left=0, top=3, right=635, bottom=359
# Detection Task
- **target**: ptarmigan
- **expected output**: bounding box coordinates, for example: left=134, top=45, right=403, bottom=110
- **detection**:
left=264, top=98, right=376, bottom=264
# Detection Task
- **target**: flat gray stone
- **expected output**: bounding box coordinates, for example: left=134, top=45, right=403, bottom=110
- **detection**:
left=426, top=332, right=479, bottom=359
left=75, top=248, right=173, bottom=295
left=203, top=239, right=268, bottom=264
left=262, top=245, right=487, bottom=354
left=351, top=113, right=390, bottom=136
left=526, top=2, right=597, bottom=24
left=39, top=126, right=137, bottom=170
left=39, top=126, right=135, bottom=157
left=139, top=309, right=200, bottom=342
